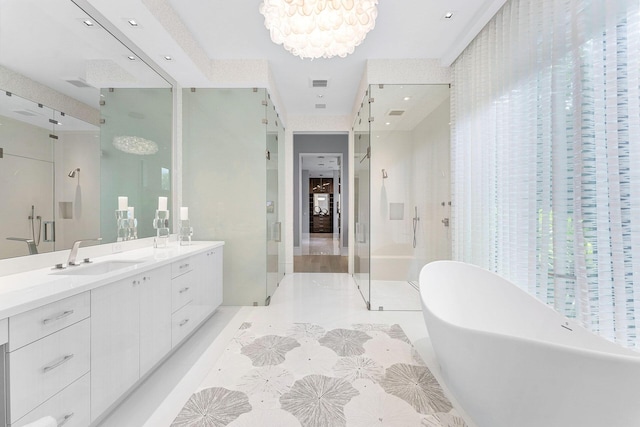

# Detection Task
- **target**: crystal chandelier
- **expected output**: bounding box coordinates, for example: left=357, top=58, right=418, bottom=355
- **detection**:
left=112, top=136, right=159, bottom=155
left=259, top=0, right=378, bottom=59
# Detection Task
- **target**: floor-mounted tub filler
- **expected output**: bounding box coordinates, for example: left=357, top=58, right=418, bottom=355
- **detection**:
left=419, top=260, right=640, bottom=427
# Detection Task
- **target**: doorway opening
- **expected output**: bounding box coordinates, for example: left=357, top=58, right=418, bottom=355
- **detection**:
left=293, top=134, right=348, bottom=273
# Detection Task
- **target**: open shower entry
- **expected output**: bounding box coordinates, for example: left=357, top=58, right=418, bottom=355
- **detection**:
left=354, top=84, right=451, bottom=311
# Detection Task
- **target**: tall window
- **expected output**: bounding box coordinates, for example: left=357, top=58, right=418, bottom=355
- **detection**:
left=452, top=0, right=640, bottom=348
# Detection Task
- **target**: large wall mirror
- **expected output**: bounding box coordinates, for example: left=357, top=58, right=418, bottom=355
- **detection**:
left=0, top=0, right=172, bottom=260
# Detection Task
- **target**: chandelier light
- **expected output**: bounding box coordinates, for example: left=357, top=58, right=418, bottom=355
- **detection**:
left=112, top=136, right=159, bottom=155
left=259, top=0, right=378, bottom=59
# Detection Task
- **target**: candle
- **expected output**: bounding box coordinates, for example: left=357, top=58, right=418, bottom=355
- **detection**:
left=158, top=196, right=167, bottom=211
left=180, top=207, right=189, bottom=220
left=118, top=196, right=128, bottom=211
left=127, top=206, right=134, bottom=219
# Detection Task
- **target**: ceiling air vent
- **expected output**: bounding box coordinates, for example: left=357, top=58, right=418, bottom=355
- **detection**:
left=315, top=104, right=327, bottom=109
left=66, top=79, right=93, bottom=88
left=387, top=109, right=405, bottom=116
left=13, top=110, right=38, bottom=117
left=311, top=79, right=328, bottom=88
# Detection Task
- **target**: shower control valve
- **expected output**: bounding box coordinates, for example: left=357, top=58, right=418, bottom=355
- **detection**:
left=442, top=218, right=450, bottom=227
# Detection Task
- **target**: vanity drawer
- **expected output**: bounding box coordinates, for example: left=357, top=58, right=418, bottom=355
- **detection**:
left=9, top=292, right=90, bottom=351
left=8, top=318, right=90, bottom=422
left=171, top=270, right=195, bottom=313
left=171, top=302, right=199, bottom=347
left=11, top=373, right=90, bottom=427
left=171, top=258, right=194, bottom=278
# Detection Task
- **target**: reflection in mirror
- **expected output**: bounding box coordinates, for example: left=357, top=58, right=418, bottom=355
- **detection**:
left=0, top=0, right=172, bottom=260
left=0, top=93, right=56, bottom=258
left=99, top=88, right=172, bottom=244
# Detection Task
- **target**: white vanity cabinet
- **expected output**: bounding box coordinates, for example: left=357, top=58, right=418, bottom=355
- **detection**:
left=90, top=265, right=171, bottom=420
left=170, top=249, right=223, bottom=348
left=5, top=293, right=91, bottom=427
left=0, top=241, right=224, bottom=426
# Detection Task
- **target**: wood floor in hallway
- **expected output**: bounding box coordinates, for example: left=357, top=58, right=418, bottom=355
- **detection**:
left=295, top=233, right=347, bottom=272
left=294, top=254, right=348, bottom=273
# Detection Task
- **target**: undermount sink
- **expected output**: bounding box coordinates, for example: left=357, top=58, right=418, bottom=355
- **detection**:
left=51, top=260, right=146, bottom=276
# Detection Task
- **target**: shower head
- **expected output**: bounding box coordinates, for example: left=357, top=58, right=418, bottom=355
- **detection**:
left=68, top=168, right=80, bottom=178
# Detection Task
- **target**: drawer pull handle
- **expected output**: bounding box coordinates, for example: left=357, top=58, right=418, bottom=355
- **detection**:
left=180, top=263, right=190, bottom=269
left=43, top=354, right=74, bottom=373
left=179, top=287, right=190, bottom=294
left=43, top=310, right=74, bottom=325
left=179, top=318, right=190, bottom=327
left=58, top=412, right=75, bottom=426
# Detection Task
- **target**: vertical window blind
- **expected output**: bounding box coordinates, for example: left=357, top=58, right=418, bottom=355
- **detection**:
left=451, top=0, right=640, bottom=348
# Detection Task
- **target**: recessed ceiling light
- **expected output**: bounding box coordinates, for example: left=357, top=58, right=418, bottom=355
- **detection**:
left=444, top=11, right=454, bottom=19
left=163, top=55, right=173, bottom=61
left=82, top=20, right=95, bottom=27
left=404, top=96, right=411, bottom=101
left=127, top=19, right=139, bottom=27
left=385, top=122, right=391, bottom=126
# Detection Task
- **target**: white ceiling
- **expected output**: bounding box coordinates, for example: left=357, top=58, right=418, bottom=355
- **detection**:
left=0, top=0, right=505, bottom=123
left=302, top=154, right=341, bottom=178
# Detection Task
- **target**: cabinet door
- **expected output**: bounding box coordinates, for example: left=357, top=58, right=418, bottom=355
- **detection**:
left=139, top=265, right=172, bottom=376
left=90, top=277, right=140, bottom=420
left=200, top=248, right=223, bottom=315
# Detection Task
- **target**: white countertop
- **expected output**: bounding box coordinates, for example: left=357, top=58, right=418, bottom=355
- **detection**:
left=0, top=241, right=224, bottom=319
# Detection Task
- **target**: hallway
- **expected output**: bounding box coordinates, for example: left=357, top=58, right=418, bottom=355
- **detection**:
left=294, top=233, right=347, bottom=273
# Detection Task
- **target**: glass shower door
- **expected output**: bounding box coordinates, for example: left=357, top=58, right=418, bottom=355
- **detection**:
left=266, top=94, right=281, bottom=304
left=183, top=88, right=269, bottom=306
left=353, top=92, right=371, bottom=308
left=368, top=84, right=451, bottom=311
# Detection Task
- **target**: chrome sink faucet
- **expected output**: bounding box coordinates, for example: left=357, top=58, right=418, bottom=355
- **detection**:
left=67, top=238, right=102, bottom=267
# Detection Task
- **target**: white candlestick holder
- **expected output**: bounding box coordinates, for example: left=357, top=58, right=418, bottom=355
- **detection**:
left=153, top=209, right=170, bottom=248
left=179, top=219, right=193, bottom=246
left=115, top=210, right=137, bottom=241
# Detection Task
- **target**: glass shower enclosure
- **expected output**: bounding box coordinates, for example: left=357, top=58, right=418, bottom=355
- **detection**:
left=182, top=88, right=285, bottom=306
left=353, top=84, right=452, bottom=310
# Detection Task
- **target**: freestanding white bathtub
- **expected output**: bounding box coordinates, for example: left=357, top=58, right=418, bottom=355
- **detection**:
left=419, top=260, right=640, bottom=427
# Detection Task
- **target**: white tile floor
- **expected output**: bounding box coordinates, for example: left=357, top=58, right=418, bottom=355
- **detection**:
left=98, top=273, right=477, bottom=427
left=369, top=280, right=422, bottom=311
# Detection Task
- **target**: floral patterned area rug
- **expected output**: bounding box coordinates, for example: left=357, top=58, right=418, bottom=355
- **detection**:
left=171, top=322, right=467, bottom=427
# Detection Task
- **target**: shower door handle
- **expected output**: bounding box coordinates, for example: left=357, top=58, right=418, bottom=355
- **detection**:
left=273, top=222, right=282, bottom=242
left=44, top=221, right=55, bottom=242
